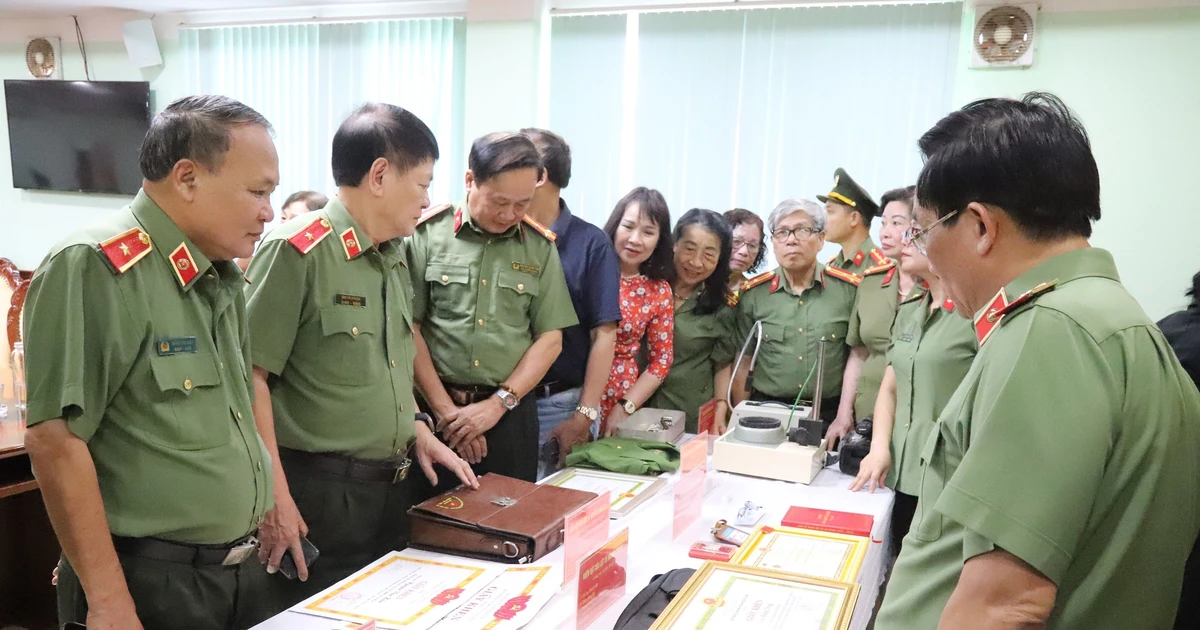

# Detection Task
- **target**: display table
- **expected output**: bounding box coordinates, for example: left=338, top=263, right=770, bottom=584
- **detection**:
left=255, top=458, right=894, bottom=630
left=0, top=419, right=61, bottom=630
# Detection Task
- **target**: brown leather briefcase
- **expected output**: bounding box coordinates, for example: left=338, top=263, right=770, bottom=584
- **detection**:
left=407, top=473, right=598, bottom=564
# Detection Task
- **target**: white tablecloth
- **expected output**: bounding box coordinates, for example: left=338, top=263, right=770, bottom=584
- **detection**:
left=255, top=461, right=894, bottom=630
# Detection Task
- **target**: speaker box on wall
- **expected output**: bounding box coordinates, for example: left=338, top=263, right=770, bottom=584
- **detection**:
left=122, top=19, right=162, bottom=68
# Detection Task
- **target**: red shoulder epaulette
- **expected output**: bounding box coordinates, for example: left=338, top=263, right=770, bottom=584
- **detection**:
left=418, top=203, right=452, bottom=227
left=521, top=215, right=557, bottom=242
left=996, top=281, right=1057, bottom=318
left=823, top=266, right=862, bottom=286
left=286, top=216, right=333, bottom=254
left=869, top=248, right=888, bottom=265
left=98, top=227, right=153, bottom=274
left=725, top=289, right=740, bottom=308
left=862, top=260, right=895, bottom=276
left=739, top=270, right=775, bottom=294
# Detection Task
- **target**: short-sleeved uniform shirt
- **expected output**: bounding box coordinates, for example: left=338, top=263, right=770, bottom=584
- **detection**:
left=245, top=198, right=417, bottom=460
left=23, top=190, right=272, bottom=544
left=829, top=236, right=886, bottom=276
left=729, top=266, right=858, bottom=401
left=646, top=292, right=735, bottom=430
left=885, top=289, right=976, bottom=494
left=847, top=262, right=901, bottom=419
left=541, top=201, right=622, bottom=388
left=406, top=203, right=578, bottom=387
left=877, top=248, right=1200, bottom=630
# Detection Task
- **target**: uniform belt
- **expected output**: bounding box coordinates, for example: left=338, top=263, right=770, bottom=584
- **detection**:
left=279, top=447, right=412, bottom=484
left=532, top=381, right=576, bottom=399
left=112, top=534, right=258, bottom=567
left=443, top=382, right=497, bottom=406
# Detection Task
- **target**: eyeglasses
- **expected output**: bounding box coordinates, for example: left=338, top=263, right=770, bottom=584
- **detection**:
left=770, top=226, right=822, bottom=242
left=732, top=238, right=761, bottom=253
left=902, top=210, right=959, bottom=255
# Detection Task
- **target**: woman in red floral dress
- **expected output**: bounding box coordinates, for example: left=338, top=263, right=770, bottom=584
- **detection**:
left=599, top=187, right=675, bottom=435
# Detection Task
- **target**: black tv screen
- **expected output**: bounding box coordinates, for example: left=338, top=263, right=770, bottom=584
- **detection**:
left=5, top=80, right=150, bottom=195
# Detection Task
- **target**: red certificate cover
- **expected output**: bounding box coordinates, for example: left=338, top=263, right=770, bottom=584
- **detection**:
left=781, top=507, right=874, bottom=538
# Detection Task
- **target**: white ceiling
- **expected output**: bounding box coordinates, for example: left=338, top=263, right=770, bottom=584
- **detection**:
left=0, top=0, right=426, bottom=15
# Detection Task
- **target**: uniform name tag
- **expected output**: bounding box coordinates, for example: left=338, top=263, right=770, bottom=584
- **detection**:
left=155, top=336, right=197, bottom=356
left=511, top=262, right=540, bottom=275
left=335, top=293, right=367, bottom=307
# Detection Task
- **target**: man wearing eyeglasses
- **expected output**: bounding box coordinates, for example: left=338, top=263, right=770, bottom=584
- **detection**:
left=728, top=198, right=866, bottom=447
left=876, top=93, right=1200, bottom=630
left=819, top=168, right=886, bottom=276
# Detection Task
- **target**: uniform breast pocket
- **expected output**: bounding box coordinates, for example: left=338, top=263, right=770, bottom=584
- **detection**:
left=759, top=323, right=787, bottom=346
left=495, top=270, right=539, bottom=328
left=425, top=263, right=472, bottom=321
left=148, top=354, right=228, bottom=451
left=319, top=307, right=381, bottom=385
left=821, top=320, right=849, bottom=344
left=910, top=425, right=947, bottom=542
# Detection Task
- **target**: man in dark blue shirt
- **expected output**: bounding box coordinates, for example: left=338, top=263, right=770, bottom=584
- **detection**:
left=521, top=128, right=621, bottom=478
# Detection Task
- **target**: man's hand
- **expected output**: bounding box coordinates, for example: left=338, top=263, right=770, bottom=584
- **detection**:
left=603, top=406, right=629, bottom=437
left=257, top=489, right=309, bottom=581
left=824, top=413, right=855, bottom=450
left=414, top=422, right=479, bottom=489
left=848, top=449, right=891, bottom=493
left=549, top=413, right=593, bottom=466
left=85, top=593, right=143, bottom=630
left=714, top=400, right=729, bottom=435
left=443, top=397, right=506, bottom=449
left=457, top=435, right=488, bottom=464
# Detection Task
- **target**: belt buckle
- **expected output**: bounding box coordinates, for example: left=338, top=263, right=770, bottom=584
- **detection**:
left=393, top=458, right=412, bottom=484
left=221, top=537, right=258, bottom=566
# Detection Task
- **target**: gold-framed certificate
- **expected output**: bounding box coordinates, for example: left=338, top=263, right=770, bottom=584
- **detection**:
left=649, top=562, right=859, bottom=630
left=539, top=467, right=666, bottom=517
left=730, top=525, right=868, bottom=582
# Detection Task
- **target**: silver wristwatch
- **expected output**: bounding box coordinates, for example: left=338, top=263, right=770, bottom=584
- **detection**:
left=495, top=386, right=519, bottom=410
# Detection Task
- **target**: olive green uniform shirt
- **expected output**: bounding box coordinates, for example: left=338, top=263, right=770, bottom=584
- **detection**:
left=647, top=294, right=735, bottom=431
left=847, top=264, right=901, bottom=419
left=729, top=266, right=858, bottom=401
left=23, top=191, right=272, bottom=544
left=407, top=203, right=577, bottom=386
left=829, top=235, right=885, bottom=276
left=885, top=289, right=975, bottom=494
left=877, top=248, right=1200, bottom=630
left=245, top=199, right=417, bottom=460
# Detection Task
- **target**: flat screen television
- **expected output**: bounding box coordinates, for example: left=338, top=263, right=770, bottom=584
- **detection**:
left=5, top=80, right=151, bottom=196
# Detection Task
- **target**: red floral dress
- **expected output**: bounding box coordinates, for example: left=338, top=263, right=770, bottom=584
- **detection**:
left=601, top=275, right=675, bottom=430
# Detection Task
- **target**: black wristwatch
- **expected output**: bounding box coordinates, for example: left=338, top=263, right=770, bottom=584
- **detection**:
left=414, top=412, right=436, bottom=433
left=619, top=398, right=638, bottom=415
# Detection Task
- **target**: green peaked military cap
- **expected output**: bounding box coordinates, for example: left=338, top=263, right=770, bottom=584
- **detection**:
left=816, top=167, right=880, bottom=219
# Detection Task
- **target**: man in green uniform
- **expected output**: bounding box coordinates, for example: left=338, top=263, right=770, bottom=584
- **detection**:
left=408, top=132, right=577, bottom=493
left=877, top=93, right=1200, bottom=629
left=818, top=167, right=885, bottom=276
left=729, top=199, right=865, bottom=446
left=245, top=104, right=477, bottom=608
left=22, top=96, right=277, bottom=630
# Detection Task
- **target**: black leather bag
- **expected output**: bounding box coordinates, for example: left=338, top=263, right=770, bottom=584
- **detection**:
left=613, top=568, right=696, bottom=630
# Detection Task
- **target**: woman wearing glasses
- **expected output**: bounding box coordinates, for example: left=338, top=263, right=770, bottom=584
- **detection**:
left=846, top=186, right=919, bottom=422
left=729, top=199, right=865, bottom=445
left=724, top=208, right=767, bottom=293
left=647, top=209, right=737, bottom=433
left=848, top=212, right=976, bottom=552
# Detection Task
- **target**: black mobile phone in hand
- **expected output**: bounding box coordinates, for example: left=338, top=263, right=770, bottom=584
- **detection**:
left=539, top=438, right=561, bottom=473
left=279, top=536, right=320, bottom=580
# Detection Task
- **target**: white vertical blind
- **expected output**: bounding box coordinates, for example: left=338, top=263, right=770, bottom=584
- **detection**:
left=181, top=19, right=465, bottom=219
left=550, top=4, right=961, bottom=249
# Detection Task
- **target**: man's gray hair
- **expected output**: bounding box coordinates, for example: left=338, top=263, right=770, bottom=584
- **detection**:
left=139, top=95, right=272, bottom=182
left=767, top=198, right=825, bottom=233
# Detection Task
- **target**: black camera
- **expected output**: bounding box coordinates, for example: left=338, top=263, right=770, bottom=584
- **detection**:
left=838, top=417, right=873, bottom=476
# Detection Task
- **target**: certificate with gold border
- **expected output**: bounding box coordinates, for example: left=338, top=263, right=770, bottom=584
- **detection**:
left=292, top=551, right=500, bottom=629
left=648, top=562, right=859, bottom=630
left=729, top=525, right=868, bottom=582
left=540, top=467, right=666, bottom=517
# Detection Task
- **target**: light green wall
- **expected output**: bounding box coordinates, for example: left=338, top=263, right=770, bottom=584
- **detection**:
left=462, top=19, right=540, bottom=145
left=953, top=6, right=1200, bottom=319
left=0, top=25, right=183, bottom=270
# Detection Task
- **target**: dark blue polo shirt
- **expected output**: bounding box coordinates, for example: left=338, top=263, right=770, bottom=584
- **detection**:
left=541, top=200, right=622, bottom=387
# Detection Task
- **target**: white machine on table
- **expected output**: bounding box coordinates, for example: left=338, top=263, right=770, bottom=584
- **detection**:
left=712, top=321, right=831, bottom=484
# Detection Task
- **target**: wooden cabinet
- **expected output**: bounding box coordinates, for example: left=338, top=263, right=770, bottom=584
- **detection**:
left=0, top=435, right=59, bottom=630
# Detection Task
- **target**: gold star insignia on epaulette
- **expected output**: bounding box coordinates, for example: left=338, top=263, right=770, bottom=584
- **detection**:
left=99, top=227, right=153, bottom=274
left=287, top=216, right=333, bottom=254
